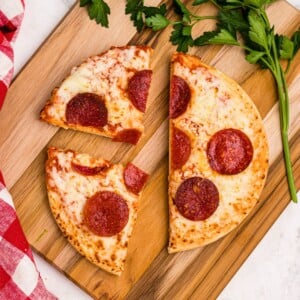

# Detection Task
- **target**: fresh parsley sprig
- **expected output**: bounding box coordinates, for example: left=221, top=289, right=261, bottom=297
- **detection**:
left=80, top=0, right=110, bottom=27
left=125, top=0, right=168, bottom=32
left=169, top=0, right=218, bottom=52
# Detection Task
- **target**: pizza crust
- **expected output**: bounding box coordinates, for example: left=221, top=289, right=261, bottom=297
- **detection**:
left=40, top=46, right=153, bottom=141
left=168, top=53, right=269, bottom=253
left=45, top=147, right=141, bottom=275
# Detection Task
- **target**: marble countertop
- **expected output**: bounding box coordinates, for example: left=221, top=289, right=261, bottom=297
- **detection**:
left=13, top=1, right=300, bottom=299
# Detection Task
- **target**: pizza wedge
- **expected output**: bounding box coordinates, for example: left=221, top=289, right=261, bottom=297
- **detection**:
left=40, top=46, right=153, bottom=145
left=168, top=53, right=269, bottom=253
left=45, top=147, right=148, bottom=275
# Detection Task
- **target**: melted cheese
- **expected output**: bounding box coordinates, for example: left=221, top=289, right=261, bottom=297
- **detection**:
left=43, top=46, right=152, bottom=137
left=46, top=148, right=140, bottom=275
left=169, top=53, right=268, bottom=252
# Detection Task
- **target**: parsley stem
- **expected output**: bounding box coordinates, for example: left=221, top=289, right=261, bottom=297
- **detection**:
left=243, top=41, right=297, bottom=202
left=171, top=21, right=184, bottom=25
left=271, top=37, right=297, bottom=202
left=280, top=65, right=290, bottom=127
left=209, top=0, right=222, bottom=10
left=285, top=60, right=292, bottom=74
left=272, top=38, right=289, bottom=131
left=192, top=15, right=218, bottom=21
left=171, top=15, right=217, bottom=26
left=260, top=56, right=274, bottom=71
left=275, top=74, right=297, bottom=203
left=260, top=9, right=271, bottom=28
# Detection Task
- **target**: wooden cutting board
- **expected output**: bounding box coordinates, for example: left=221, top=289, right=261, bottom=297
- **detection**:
left=1, top=0, right=299, bottom=299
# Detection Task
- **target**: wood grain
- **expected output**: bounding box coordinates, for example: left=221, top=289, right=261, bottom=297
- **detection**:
left=1, top=0, right=299, bottom=299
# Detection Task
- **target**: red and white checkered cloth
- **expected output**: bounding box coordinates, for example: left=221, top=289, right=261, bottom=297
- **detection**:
left=0, top=1, right=56, bottom=299
left=0, top=181, right=56, bottom=299
left=0, top=0, right=24, bottom=109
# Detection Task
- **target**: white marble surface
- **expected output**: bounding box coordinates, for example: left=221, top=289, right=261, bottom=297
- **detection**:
left=12, top=0, right=300, bottom=299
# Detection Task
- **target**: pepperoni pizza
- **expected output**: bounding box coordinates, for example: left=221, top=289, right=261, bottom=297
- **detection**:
left=45, top=147, right=148, bottom=275
left=40, top=46, right=153, bottom=145
left=168, top=53, right=269, bottom=253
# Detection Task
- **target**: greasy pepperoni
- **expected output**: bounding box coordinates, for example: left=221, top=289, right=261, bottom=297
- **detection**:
left=124, top=163, right=149, bottom=194
left=66, top=93, right=108, bottom=127
left=113, top=129, right=142, bottom=145
left=128, top=70, right=152, bottom=112
left=171, top=127, right=191, bottom=169
left=174, top=177, right=219, bottom=221
left=207, top=128, right=253, bottom=175
left=71, top=162, right=109, bottom=176
left=83, top=191, right=129, bottom=237
left=170, top=75, right=191, bottom=119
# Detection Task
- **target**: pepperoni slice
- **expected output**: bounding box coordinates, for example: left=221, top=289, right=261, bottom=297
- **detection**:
left=124, top=163, right=149, bottom=194
left=113, top=129, right=142, bottom=145
left=66, top=93, right=108, bottom=127
left=171, top=127, right=191, bottom=170
left=174, top=177, right=219, bottom=221
left=71, top=162, right=109, bottom=176
left=128, top=70, right=152, bottom=112
left=83, top=191, right=129, bottom=237
left=207, top=128, right=253, bottom=175
left=170, top=75, right=191, bottom=119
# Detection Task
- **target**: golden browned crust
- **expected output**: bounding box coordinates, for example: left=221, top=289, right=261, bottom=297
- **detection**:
left=40, top=45, right=153, bottom=140
left=168, top=52, right=269, bottom=253
left=109, top=45, right=153, bottom=55
left=46, top=191, right=123, bottom=275
left=45, top=147, right=140, bottom=275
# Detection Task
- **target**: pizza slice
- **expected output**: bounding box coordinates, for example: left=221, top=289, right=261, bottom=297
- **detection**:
left=45, top=147, right=148, bottom=275
left=40, top=46, right=153, bottom=145
left=168, top=53, right=269, bottom=253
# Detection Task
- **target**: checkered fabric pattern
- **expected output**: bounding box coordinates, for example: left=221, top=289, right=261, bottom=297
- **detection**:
left=0, top=0, right=24, bottom=109
left=0, top=1, right=57, bottom=298
left=0, top=181, right=57, bottom=299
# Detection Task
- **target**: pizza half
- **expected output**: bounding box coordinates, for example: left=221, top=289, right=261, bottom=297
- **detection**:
left=168, top=53, right=269, bottom=253
left=40, top=46, right=153, bottom=145
left=45, top=147, right=148, bottom=275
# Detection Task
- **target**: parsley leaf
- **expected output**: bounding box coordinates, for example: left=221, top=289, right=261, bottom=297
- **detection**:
left=125, top=0, right=145, bottom=32
left=125, top=0, right=142, bottom=13
left=182, top=25, right=192, bottom=36
left=244, top=0, right=276, bottom=8
left=291, top=29, right=300, bottom=56
left=244, top=0, right=267, bottom=8
left=143, top=4, right=167, bottom=18
left=248, top=11, right=268, bottom=49
left=245, top=50, right=265, bottom=64
left=81, top=0, right=110, bottom=27
left=278, top=35, right=294, bottom=59
left=174, top=0, right=192, bottom=16
left=276, top=30, right=300, bottom=73
left=174, top=0, right=192, bottom=23
left=218, top=0, right=244, bottom=9
left=207, top=29, right=240, bottom=45
left=170, top=24, right=194, bottom=52
left=146, top=14, right=170, bottom=31
left=218, top=10, right=248, bottom=36
left=275, top=31, right=300, bottom=63
left=194, top=31, right=219, bottom=46
left=126, top=1, right=168, bottom=32
left=80, top=0, right=91, bottom=6
left=192, top=0, right=209, bottom=5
